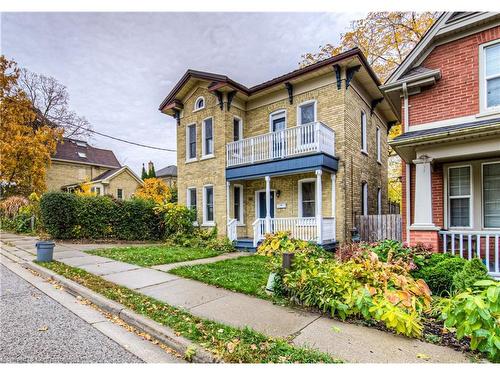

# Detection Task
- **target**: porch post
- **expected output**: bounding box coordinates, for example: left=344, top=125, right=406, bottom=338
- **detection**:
left=331, top=173, right=336, bottom=217
left=316, top=169, right=323, bottom=244
left=265, top=175, right=271, bottom=233
left=226, top=181, right=230, bottom=222
left=411, top=155, right=437, bottom=229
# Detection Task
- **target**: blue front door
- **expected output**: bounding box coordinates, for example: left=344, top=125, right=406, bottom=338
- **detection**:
left=258, top=191, right=275, bottom=219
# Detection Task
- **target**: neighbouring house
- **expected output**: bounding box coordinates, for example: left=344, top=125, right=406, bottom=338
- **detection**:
left=46, top=138, right=143, bottom=199
left=156, top=165, right=177, bottom=187
left=381, top=12, right=500, bottom=277
left=159, top=48, right=398, bottom=249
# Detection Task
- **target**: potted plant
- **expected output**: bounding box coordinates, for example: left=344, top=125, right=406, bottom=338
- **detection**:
left=36, top=233, right=55, bottom=262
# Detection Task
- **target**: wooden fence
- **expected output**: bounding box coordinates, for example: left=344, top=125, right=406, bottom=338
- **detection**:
left=355, top=214, right=402, bottom=242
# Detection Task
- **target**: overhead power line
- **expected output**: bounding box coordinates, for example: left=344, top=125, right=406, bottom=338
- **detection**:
left=84, top=127, right=176, bottom=152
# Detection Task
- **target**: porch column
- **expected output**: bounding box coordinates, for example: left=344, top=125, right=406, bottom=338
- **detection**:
left=226, top=181, right=230, bottom=222
left=316, top=170, right=323, bottom=243
left=265, top=175, right=271, bottom=233
left=411, top=155, right=437, bottom=229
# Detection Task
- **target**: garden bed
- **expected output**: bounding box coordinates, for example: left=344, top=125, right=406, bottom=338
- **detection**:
left=88, top=245, right=228, bottom=267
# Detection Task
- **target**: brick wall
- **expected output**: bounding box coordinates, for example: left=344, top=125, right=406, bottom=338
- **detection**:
left=45, top=161, right=110, bottom=192
left=409, top=26, right=500, bottom=126
left=105, top=170, right=142, bottom=200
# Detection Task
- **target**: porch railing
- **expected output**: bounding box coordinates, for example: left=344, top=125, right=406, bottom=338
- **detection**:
left=227, top=219, right=238, bottom=242
left=226, top=122, right=335, bottom=168
left=440, top=230, right=500, bottom=279
left=252, top=217, right=336, bottom=247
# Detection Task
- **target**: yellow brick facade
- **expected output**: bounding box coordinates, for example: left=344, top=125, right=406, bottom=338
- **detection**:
left=45, top=161, right=109, bottom=192
left=175, top=71, right=389, bottom=243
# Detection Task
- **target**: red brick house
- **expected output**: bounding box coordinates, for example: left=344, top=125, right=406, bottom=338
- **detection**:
left=381, top=12, right=500, bottom=278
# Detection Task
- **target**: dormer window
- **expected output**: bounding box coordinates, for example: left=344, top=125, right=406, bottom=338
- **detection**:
left=194, top=97, right=205, bottom=111
left=77, top=152, right=87, bottom=158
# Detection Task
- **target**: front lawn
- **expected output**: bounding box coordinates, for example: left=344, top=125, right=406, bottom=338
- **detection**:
left=170, top=255, right=272, bottom=300
left=88, top=245, right=225, bottom=267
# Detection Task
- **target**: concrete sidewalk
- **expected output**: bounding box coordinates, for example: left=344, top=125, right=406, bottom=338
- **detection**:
left=0, top=232, right=472, bottom=363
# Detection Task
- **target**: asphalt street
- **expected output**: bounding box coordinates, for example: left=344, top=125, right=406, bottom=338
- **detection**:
left=0, top=264, right=141, bottom=363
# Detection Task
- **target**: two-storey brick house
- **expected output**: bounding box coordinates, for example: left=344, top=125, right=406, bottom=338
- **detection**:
left=160, top=48, right=397, bottom=249
left=381, top=12, right=500, bottom=277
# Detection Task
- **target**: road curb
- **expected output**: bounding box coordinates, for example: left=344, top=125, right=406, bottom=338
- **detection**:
left=24, top=261, right=220, bottom=363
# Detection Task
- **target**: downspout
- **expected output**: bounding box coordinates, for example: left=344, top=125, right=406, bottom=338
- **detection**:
left=402, top=82, right=411, bottom=244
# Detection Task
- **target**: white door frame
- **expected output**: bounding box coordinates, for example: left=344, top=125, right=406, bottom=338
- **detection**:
left=255, top=189, right=276, bottom=221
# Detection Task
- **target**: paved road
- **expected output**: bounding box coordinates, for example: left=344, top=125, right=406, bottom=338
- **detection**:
left=0, top=264, right=141, bottom=363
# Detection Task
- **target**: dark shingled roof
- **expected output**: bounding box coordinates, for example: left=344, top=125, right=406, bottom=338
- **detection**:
left=392, top=117, right=500, bottom=142
left=53, top=138, right=121, bottom=168
left=91, top=168, right=122, bottom=182
left=156, top=165, right=177, bottom=177
left=399, top=66, right=438, bottom=80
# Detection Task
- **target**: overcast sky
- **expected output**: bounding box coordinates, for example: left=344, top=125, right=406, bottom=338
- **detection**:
left=1, top=12, right=363, bottom=174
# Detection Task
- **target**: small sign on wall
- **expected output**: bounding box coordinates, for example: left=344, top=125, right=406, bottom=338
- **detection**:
left=277, top=203, right=287, bottom=209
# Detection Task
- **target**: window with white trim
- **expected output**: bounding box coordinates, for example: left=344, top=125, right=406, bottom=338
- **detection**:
left=377, top=188, right=382, bottom=215
left=91, top=186, right=101, bottom=196
left=233, top=117, right=242, bottom=142
left=233, top=185, right=244, bottom=223
left=361, top=182, right=368, bottom=215
left=116, top=188, right=123, bottom=200
left=202, top=117, right=214, bottom=156
left=448, top=166, right=471, bottom=227
left=483, top=42, right=500, bottom=110
left=194, top=97, right=205, bottom=111
left=203, top=185, right=214, bottom=224
left=483, top=162, right=500, bottom=228
left=187, top=187, right=197, bottom=212
left=299, top=180, right=316, bottom=217
left=376, top=127, right=381, bottom=163
left=360, top=111, right=367, bottom=153
left=298, top=101, right=316, bottom=125
left=186, top=124, right=196, bottom=161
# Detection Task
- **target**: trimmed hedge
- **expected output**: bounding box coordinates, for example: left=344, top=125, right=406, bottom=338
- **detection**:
left=40, top=192, right=164, bottom=240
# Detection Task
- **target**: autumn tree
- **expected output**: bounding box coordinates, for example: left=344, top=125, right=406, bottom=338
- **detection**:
left=135, top=178, right=172, bottom=205
left=301, top=12, right=438, bottom=81
left=0, top=56, right=62, bottom=197
left=19, top=68, right=91, bottom=138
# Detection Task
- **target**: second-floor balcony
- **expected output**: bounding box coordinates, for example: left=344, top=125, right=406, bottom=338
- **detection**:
left=226, top=122, right=335, bottom=168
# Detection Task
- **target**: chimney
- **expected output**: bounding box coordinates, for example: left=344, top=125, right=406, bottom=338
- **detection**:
left=148, top=161, right=154, bottom=172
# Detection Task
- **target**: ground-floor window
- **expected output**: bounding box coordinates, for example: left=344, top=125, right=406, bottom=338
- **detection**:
left=448, top=165, right=471, bottom=228
left=116, top=188, right=123, bottom=200
left=203, top=185, right=214, bottom=224
left=187, top=187, right=197, bottom=211
left=483, top=162, right=500, bottom=228
left=361, top=182, right=368, bottom=215
left=377, top=187, right=382, bottom=215
left=234, top=185, right=243, bottom=223
left=91, top=186, right=101, bottom=195
left=299, top=179, right=315, bottom=217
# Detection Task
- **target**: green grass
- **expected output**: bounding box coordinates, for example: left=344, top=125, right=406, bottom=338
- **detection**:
left=37, top=261, right=341, bottom=363
left=170, top=255, right=274, bottom=300
left=87, top=245, right=224, bottom=267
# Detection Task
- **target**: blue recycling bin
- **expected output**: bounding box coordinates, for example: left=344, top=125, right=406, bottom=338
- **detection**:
left=36, top=241, right=55, bottom=262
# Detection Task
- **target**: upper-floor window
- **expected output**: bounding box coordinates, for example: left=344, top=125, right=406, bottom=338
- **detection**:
left=194, top=96, right=205, bottom=111
left=298, top=100, right=316, bottom=125
left=186, top=123, right=196, bottom=161
left=202, top=117, right=214, bottom=157
left=483, top=162, right=500, bottom=228
left=482, top=41, right=500, bottom=112
left=376, top=126, right=381, bottom=163
left=361, top=111, right=367, bottom=154
left=233, top=117, right=242, bottom=141
left=448, top=166, right=471, bottom=228
left=361, top=182, right=368, bottom=215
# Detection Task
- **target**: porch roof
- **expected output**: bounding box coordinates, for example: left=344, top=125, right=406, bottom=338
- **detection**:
left=225, top=153, right=338, bottom=181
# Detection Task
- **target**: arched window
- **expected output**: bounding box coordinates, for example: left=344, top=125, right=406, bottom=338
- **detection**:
left=194, top=97, right=205, bottom=111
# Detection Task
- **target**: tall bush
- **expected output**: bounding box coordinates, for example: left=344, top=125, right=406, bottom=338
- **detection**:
left=40, top=192, right=79, bottom=239
left=114, top=198, right=164, bottom=240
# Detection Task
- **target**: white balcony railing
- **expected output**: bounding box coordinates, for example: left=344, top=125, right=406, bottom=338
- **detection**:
left=253, top=217, right=336, bottom=247
left=440, top=230, right=500, bottom=279
left=226, top=122, right=335, bottom=168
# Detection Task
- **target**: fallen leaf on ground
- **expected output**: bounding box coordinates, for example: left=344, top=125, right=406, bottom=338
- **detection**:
left=331, top=325, right=341, bottom=333
left=38, top=325, right=49, bottom=332
left=416, top=353, right=430, bottom=360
